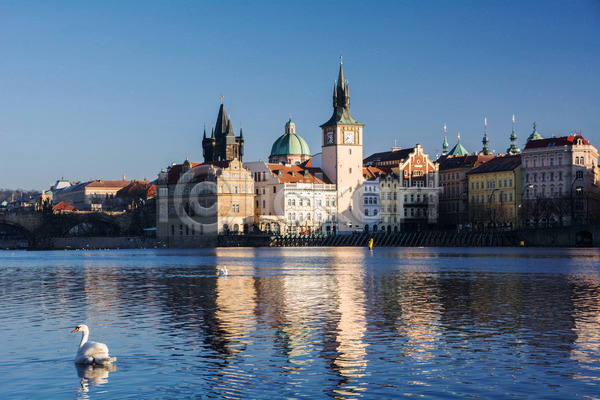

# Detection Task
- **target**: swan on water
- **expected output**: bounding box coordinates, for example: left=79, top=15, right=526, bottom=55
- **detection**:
left=72, top=324, right=116, bottom=365
left=218, top=265, right=229, bottom=276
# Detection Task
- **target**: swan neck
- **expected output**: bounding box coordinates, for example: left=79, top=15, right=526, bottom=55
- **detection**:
left=79, top=329, right=89, bottom=348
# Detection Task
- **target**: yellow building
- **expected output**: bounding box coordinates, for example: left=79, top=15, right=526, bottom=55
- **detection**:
left=467, top=155, right=522, bottom=229
left=155, top=159, right=254, bottom=246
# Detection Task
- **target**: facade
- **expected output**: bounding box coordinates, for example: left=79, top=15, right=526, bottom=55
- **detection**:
left=521, top=134, right=599, bottom=225
left=362, top=167, right=384, bottom=232
left=467, top=155, right=522, bottom=229
left=365, top=145, right=439, bottom=232
left=53, top=178, right=148, bottom=211
left=244, top=160, right=336, bottom=234
left=437, top=154, right=495, bottom=228
left=202, top=102, right=244, bottom=162
left=269, top=117, right=311, bottom=165
left=156, top=159, right=254, bottom=240
left=320, top=59, right=364, bottom=232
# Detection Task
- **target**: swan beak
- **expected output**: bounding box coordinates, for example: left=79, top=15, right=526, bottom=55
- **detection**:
left=71, top=327, right=79, bottom=332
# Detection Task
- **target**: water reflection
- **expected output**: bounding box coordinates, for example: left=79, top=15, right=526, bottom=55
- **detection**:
left=75, top=362, right=116, bottom=394
left=329, top=248, right=368, bottom=397
left=1, top=248, right=600, bottom=399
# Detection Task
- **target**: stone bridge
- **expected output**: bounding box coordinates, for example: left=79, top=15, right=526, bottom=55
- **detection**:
left=0, top=211, right=144, bottom=249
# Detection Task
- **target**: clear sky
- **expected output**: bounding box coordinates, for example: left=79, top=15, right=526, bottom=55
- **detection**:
left=1, top=0, right=599, bottom=190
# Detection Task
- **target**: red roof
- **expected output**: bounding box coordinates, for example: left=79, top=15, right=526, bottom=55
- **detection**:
left=524, top=134, right=590, bottom=150
left=267, top=164, right=332, bottom=184
left=53, top=201, right=77, bottom=211
left=363, top=166, right=391, bottom=179
left=116, top=181, right=155, bottom=198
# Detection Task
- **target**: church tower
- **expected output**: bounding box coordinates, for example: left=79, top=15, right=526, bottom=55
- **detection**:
left=202, top=100, right=244, bottom=162
left=320, top=58, right=364, bottom=232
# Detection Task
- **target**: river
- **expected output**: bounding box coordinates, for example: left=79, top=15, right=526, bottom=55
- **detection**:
left=1, top=247, right=599, bottom=399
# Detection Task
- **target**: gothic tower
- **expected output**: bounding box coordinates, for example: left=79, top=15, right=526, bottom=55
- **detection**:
left=320, top=58, right=364, bottom=232
left=202, top=101, right=244, bottom=162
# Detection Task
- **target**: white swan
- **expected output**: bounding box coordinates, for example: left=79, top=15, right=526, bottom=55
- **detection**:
left=218, top=265, right=229, bottom=276
left=72, top=324, right=116, bottom=365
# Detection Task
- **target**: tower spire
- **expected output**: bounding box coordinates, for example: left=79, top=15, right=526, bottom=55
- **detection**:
left=321, top=57, right=361, bottom=127
left=481, top=117, right=491, bottom=155
left=442, top=124, right=449, bottom=155
left=507, top=114, right=520, bottom=154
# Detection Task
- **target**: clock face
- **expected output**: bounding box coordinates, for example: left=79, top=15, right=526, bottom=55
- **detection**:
left=327, top=133, right=334, bottom=144
left=344, top=131, right=354, bottom=144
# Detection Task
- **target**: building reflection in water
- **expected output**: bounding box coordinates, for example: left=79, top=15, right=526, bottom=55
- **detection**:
left=328, top=248, right=369, bottom=397
left=568, top=266, right=600, bottom=375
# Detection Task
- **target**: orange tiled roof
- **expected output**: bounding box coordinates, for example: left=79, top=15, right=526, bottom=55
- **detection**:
left=363, top=166, right=391, bottom=180
left=266, top=163, right=332, bottom=184
left=53, top=201, right=77, bottom=211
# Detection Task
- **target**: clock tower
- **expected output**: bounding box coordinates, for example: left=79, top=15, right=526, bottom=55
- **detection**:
left=320, top=58, right=364, bottom=232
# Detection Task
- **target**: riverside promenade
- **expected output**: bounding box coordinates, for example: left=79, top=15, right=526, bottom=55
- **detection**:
left=218, top=224, right=598, bottom=248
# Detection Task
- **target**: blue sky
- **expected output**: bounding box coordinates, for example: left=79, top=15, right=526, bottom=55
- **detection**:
left=1, top=0, right=599, bottom=190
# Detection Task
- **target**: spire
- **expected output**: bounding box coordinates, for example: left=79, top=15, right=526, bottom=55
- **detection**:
left=526, top=121, right=543, bottom=142
left=448, top=131, right=469, bottom=156
left=211, top=125, right=215, bottom=139
left=203, top=124, right=207, bottom=140
left=481, top=117, right=491, bottom=155
left=214, top=102, right=228, bottom=137
left=507, top=114, right=520, bottom=154
left=239, top=122, right=243, bottom=139
left=321, top=57, right=362, bottom=127
left=442, top=124, right=449, bottom=155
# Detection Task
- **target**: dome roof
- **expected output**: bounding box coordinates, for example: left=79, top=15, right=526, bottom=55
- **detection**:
left=270, top=132, right=311, bottom=157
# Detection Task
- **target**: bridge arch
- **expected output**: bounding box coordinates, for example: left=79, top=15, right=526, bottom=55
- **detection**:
left=62, top=214, right=122, bottom=237
left=0, top=221, right=35, bottom=248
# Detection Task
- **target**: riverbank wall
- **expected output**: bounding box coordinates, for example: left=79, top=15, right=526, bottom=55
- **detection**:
left=26, top=224, right=598, bottom=250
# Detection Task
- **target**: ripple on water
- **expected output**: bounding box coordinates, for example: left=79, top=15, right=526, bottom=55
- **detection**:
left=1, top=248, right=600, bottom=398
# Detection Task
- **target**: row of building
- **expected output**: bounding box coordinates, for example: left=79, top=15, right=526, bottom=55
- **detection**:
left=39, top=60, right=599, bottom=242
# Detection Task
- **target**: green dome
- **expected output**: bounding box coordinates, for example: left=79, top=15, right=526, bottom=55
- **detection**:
left=270, top=132, right=311, bottom=157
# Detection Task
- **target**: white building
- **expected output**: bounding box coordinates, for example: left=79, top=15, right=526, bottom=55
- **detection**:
left=521, top=129, right=599, bottom=224
left=244, top=160, right=337, bottom=234
left=362, top=167, right=383, bottom=232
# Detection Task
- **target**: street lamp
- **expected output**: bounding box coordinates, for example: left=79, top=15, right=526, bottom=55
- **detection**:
left=488, top=188, right=500, bottom=228
left=570, top=170, right=584, bottom=224
left=520, top=183, right=534, bottom=228
left=456, top=191, right=468, bottom=230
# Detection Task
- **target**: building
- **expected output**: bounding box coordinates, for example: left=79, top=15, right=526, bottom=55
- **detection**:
left=156, top=101, right=254, bottom=245
left=365, top=145, right=439, bottom=232
left=437, top=154, right=494, bottom=228
left=156, top=159, right=254, bottom=242
left=320, top=59, right=364, bottom=232
left=362, top=167, right=385, bottom=232
left=53, top=178, right=148, bottom=211
left=521, top=132, right=599, bottom=225
left=269, top=117, right=311, bottom=165
left=244, top=160, right=336, bottom=234
left=467, top=154, right=522, bottom=229
left=202, top=101, right=244, bottom=162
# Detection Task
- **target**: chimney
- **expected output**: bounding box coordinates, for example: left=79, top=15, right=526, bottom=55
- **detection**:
left=122, top=174, right=126, bottom=181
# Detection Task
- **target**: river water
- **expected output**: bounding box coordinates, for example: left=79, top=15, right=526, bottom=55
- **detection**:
left=0, top=247, right=599, bottom=399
